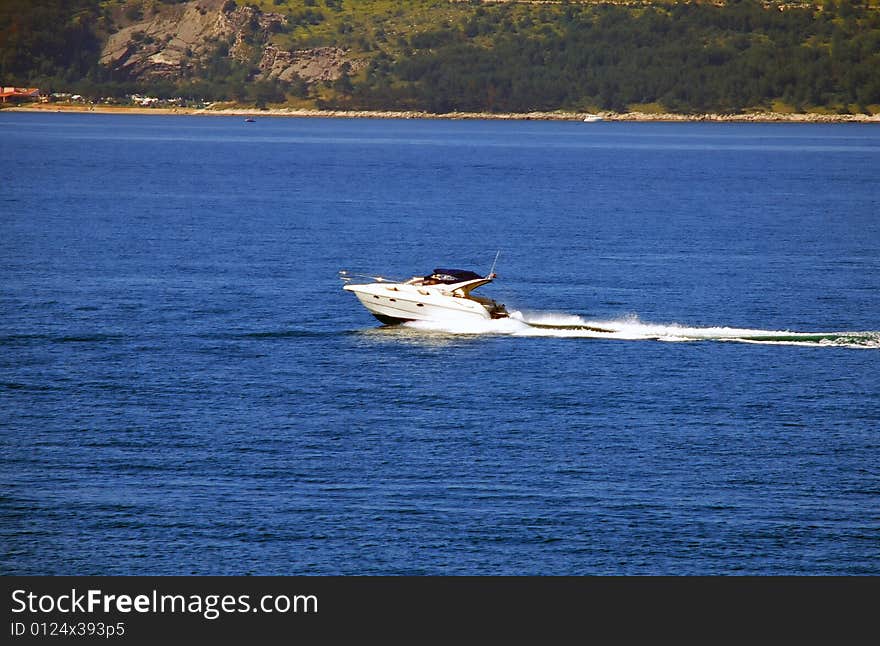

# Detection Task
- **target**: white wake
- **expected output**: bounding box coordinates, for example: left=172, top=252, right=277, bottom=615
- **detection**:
left=401, top=311, right=880, bottom=348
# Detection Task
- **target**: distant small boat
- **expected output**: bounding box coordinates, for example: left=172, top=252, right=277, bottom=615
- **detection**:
left=244, top=117, right=256, bottom=123
left=583, top=114, right=603, bottom=123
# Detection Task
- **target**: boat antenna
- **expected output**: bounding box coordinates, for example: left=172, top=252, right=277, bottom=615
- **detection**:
left=488, top=250, right=501, bottom=277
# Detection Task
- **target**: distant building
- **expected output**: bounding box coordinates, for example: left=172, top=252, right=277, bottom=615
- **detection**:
left=130, top=94, right=159, bottom=106
left=1, top=87, right=40, bottom=103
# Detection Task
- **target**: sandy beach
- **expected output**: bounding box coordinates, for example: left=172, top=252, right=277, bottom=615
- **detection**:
left=6, top=103, right=879, bottom=123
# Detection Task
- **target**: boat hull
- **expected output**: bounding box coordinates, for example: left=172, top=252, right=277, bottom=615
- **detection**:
left=343, top=283, right=503, bottom=323
left=371, top=312, right=410, bottom=325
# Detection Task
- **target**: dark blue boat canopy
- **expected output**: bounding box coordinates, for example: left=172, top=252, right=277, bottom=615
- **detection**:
left=429, top=268, right=484, bottom=283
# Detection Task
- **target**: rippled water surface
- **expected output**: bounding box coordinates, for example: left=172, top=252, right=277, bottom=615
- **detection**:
left=1, top=113, right=878, bottom=574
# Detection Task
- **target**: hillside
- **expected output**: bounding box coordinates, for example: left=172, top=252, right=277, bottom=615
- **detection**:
left=2, top=0, right=879, bottom=115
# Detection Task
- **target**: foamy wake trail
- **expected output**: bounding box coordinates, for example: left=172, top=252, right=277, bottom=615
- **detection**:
left=403, top=316, right=529, bottom=336
left=402, top=312, right=880, bottom=348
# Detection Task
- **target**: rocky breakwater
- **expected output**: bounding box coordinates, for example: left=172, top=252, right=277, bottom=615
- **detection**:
left=612, top=111, right=880, bottom=123
left=198, top=108, right=879, bottom=124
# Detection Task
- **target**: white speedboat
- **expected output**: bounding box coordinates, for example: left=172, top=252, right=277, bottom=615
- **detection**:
left=341, top=268, right=509, bottom=324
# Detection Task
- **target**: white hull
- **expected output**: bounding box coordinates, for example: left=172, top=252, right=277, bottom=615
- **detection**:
left=343, top=282, right=500, bottom=323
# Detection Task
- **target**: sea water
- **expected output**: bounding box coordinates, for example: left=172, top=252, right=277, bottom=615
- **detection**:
left=1, top=113, right=878, bottom=574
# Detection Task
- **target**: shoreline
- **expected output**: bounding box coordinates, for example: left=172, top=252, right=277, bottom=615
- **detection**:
left=5, top=103, right=879, bottom=123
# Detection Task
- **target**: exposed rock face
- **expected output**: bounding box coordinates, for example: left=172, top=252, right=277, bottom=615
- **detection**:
left=101, top=0, right=237, bottom=81
left=259, top=46, right=367, bottom=83
left=100, top=0, right=363, bottom=85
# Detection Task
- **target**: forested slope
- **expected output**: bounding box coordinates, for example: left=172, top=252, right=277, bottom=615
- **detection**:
left=2, top=0, right=878, bottom=114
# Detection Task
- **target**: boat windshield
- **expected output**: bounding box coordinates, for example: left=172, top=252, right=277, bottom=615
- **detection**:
left=404, top=268, right=489, bottom=287
left=428, top=269, right=483, bottom=283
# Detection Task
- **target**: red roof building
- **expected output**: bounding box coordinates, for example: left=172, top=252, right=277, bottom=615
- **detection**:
left=1, top=87, right=41, bottom=103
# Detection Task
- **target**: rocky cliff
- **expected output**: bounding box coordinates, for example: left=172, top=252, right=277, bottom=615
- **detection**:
left=99, top=0, right=363, bottom=85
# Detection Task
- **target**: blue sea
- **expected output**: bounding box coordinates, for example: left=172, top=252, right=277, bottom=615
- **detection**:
left=1, top=113, right=878, bottom=575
